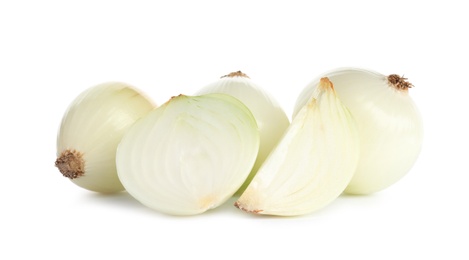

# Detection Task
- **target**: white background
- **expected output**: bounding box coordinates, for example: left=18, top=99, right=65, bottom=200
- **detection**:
left=1, top=0, right=467, bottom=259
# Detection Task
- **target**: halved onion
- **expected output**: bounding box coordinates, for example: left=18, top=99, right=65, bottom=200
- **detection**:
left=116, top=94, right=260, bottom=215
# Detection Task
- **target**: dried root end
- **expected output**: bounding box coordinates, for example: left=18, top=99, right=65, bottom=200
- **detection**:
left=388, top=74, right=414, bottom=91
left=221, top=71, right=250, bottom=79
left=234, top=201, right=263, bottom=214
left=55, top=149, right=85, bottom=179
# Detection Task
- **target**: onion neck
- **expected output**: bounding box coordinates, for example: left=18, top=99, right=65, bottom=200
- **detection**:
left=318, top=77, right=334, bottom=91
left=387, top=74, right=414, bottom=92
left=221, top=71, right=250, bottom=79
left=55, top=149, right=85, bottom=179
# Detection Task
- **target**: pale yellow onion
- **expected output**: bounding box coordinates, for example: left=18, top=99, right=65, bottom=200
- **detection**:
left=196, top=71, right=289, bottom=194
left=235, top=78, right=359, bottom=216
left=55, top=82, right=155, bottom=193
left=116, top=94, right=259, bottom=215
left=293, top=68, right=423, bottom=195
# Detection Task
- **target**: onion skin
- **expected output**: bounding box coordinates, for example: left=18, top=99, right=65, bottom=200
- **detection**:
left=293, top=68, right=423, bottom=195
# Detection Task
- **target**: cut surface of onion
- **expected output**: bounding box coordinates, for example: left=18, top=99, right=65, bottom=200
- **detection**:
left=235, top=78, right=359, bottom=216
left=116, top=94, right=259, bottom=216
left=55, top=82, right=155, bottom=193
left=293, top=67, right=423, bottom=195
left=196, top=71, right=290, bottom=194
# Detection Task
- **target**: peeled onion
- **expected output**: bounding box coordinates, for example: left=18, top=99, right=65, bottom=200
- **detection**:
left=55, top=82, right=155, bottom=193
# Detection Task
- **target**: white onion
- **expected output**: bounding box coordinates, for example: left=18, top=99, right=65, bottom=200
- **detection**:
left=293, top=67, right=423, bottom=195
left=235, top=78, right=359, bottom=216
left=116, top=94, right=259, bottom=215
left=196, top=71, right=289, bottom=194
left=55, top=82, right=155, bottom=193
